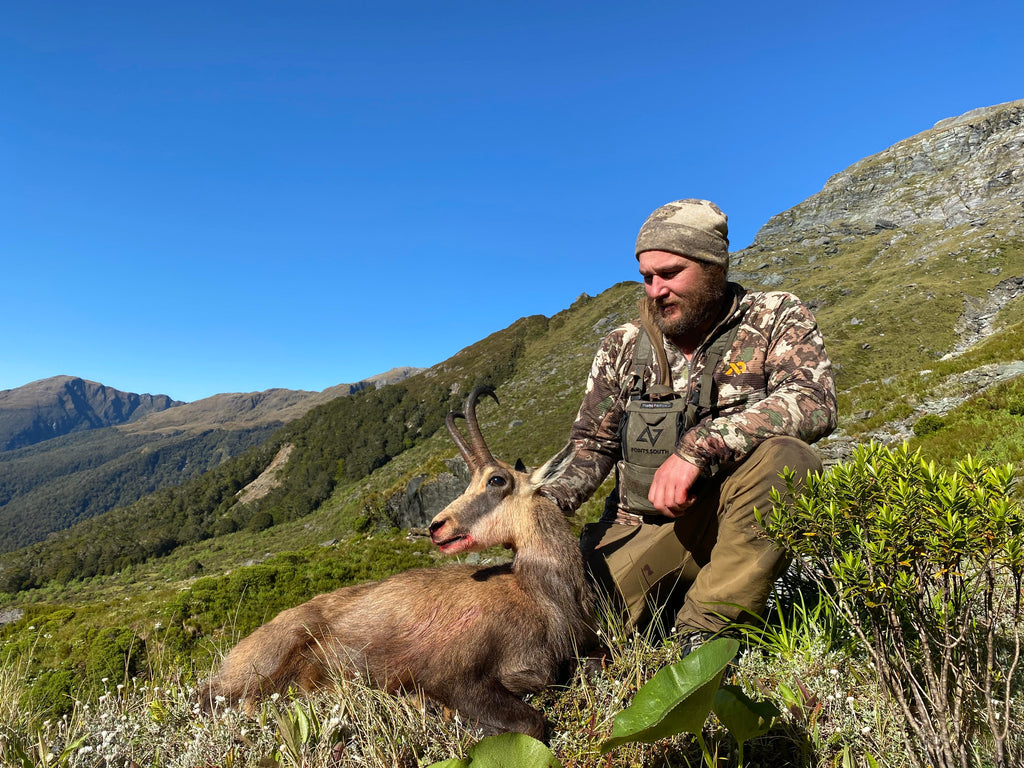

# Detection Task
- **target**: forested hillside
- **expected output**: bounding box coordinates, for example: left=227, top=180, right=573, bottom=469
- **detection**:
left=0, top=425, right=279, bottom=553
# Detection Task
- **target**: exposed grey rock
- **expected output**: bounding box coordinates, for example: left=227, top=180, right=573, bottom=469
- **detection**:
left=942, top=275, right=1024, bottom=359
left=817, top=362, right=1024, bottom=466
left=0, top=607, right=24, bottom=626
left=384, top=458, right=472, bottom=529
left=732, top=99, right=1024, bottom=268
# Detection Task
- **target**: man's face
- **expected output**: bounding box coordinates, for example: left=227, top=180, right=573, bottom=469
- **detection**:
left=638, top=250, right=726, bottom=339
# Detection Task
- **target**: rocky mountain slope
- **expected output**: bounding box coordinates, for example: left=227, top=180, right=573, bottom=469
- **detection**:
left=730, top=99, right=1023, bottom=377
left=731, top=98, right=1024, bottom=463
left=0, top=376, right=180, bottom=451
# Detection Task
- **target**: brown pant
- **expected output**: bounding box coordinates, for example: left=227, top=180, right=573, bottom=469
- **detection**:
left=581, top=436, right=822, bottom=634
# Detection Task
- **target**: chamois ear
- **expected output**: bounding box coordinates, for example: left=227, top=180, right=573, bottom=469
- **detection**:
left=530, top=444, right=574, bottom=487
left=514, top=458, right=527, bottom=473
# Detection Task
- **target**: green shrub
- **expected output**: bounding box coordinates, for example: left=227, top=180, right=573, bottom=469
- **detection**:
left=25, top=667, right=76, bottom=716
left=911, top=412, right=945, bottom=436
left=765, top=442, right=1023, bottom=768
left=247, top=510, right=274, bottom=532
left=84, top=626, right=146, bottom=693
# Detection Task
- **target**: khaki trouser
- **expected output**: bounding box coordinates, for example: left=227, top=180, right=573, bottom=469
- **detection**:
left=580, top=436, right=821, bottom=634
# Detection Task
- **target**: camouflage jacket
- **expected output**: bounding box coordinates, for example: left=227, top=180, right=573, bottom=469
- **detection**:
left=543, top=283, right=838, bottom=514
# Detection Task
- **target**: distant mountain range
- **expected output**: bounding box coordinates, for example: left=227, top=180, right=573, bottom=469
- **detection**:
left=0, top=368, right=421, bottom=552
left=0, top=368, right=423, bottom=451
left=1, top=99, right=1021, bottom=589
left=0, top=376, right=180, bottom=452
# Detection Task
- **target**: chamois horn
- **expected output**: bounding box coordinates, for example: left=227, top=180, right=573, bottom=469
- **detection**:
left=446, top=385, right=499, bottom=471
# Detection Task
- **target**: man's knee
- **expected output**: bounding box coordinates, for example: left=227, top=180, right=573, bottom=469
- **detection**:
left=753, top=435, right=822, bottom=476
left=730, top=436, right=821, bottom=498
left=718, top=436, right=822, bottom=530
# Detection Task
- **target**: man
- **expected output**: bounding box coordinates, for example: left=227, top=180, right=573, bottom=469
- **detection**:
left=542, top=199, right=837, bottom=641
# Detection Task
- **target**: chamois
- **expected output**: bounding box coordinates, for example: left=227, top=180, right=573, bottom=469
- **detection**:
left=200, top=386, right=596, bottom=739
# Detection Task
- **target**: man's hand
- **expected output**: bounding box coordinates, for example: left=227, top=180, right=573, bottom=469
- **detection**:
left=649, top=453, right=702, bottom=517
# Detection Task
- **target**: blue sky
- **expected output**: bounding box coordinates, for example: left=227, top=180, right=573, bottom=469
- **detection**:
left=3, top=1, right=1021, bottom=402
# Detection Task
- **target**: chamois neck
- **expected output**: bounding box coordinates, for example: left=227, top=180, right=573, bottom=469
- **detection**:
left=510, top=497, right=587, bottom=601
left=507, top=495, right=595, bottom=660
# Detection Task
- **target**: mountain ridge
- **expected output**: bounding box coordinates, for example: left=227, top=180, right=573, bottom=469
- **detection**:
left=0, top=376, right=181, bottom=452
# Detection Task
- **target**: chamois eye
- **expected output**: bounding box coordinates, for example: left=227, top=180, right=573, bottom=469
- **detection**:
left=487, top=475, right=507, bottom=488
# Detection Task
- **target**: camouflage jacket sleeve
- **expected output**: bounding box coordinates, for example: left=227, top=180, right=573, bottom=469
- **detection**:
left=539, top=324, right=641, bottom=512
left=677, top=292, right=837, bottom=475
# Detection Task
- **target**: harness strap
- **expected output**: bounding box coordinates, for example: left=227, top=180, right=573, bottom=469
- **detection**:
left=684, top=320, right=742, bottom=429
left=631, top=291, right=746, bottom=415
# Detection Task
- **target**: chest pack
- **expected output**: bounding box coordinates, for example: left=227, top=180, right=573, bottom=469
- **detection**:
left=617, top=317, right=741, bottom=514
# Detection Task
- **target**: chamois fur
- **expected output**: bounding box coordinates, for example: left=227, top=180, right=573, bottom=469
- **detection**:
left=200, top=386, right=595, bottom=739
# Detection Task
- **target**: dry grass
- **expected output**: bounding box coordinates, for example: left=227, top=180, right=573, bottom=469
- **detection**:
left=1, top=594, right=917, bottom=768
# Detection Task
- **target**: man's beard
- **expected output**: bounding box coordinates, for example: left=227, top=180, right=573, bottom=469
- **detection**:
left=647, top=268, right=727, bottom=340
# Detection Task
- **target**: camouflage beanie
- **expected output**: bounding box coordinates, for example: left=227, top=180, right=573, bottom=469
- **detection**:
left=635, top=199, right=730, bottom=267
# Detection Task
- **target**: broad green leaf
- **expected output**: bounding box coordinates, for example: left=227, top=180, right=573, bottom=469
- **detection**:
left=712, top=684, right=781, bottom=744
left=600, top=637, right=739, bottom=754
left=425, top=733, right=561, bottom=768
left=466, top=733, right=561, bottom=767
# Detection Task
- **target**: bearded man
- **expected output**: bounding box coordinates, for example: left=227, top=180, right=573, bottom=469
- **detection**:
left=542, top=199, right=837, bottom=643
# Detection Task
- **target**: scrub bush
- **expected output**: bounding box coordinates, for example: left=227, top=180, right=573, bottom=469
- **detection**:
left=764, top=442, right=1023, bottom=768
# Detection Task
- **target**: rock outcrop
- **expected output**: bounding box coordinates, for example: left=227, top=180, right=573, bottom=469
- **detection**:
left=747, top=99, right=1024, bottom=245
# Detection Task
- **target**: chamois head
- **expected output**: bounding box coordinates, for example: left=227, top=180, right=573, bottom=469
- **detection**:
left=429, top=386, right=547, bottom=556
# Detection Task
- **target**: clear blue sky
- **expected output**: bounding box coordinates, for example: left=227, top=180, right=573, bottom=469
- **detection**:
left=3, top=1, right=1021, bottom=402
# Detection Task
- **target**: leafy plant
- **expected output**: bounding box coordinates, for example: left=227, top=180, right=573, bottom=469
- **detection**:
left=425, top=732, right=562, bottom=767
left=764, top=442, right=1024, bottom=768
left=911, top=413, right=945, bottom=437
left=274, top=698, right=327, bottom=767
left=713, top=684, right=782, bottom=766
left=600, top=637, right=779, bottom=766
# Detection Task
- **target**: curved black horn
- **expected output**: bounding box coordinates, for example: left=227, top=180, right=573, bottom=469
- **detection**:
left=445, top=386, right=499, bottom=471
left=464, top=386, right=499, bottom=468
left=446, top=411, right=475, bottom=468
